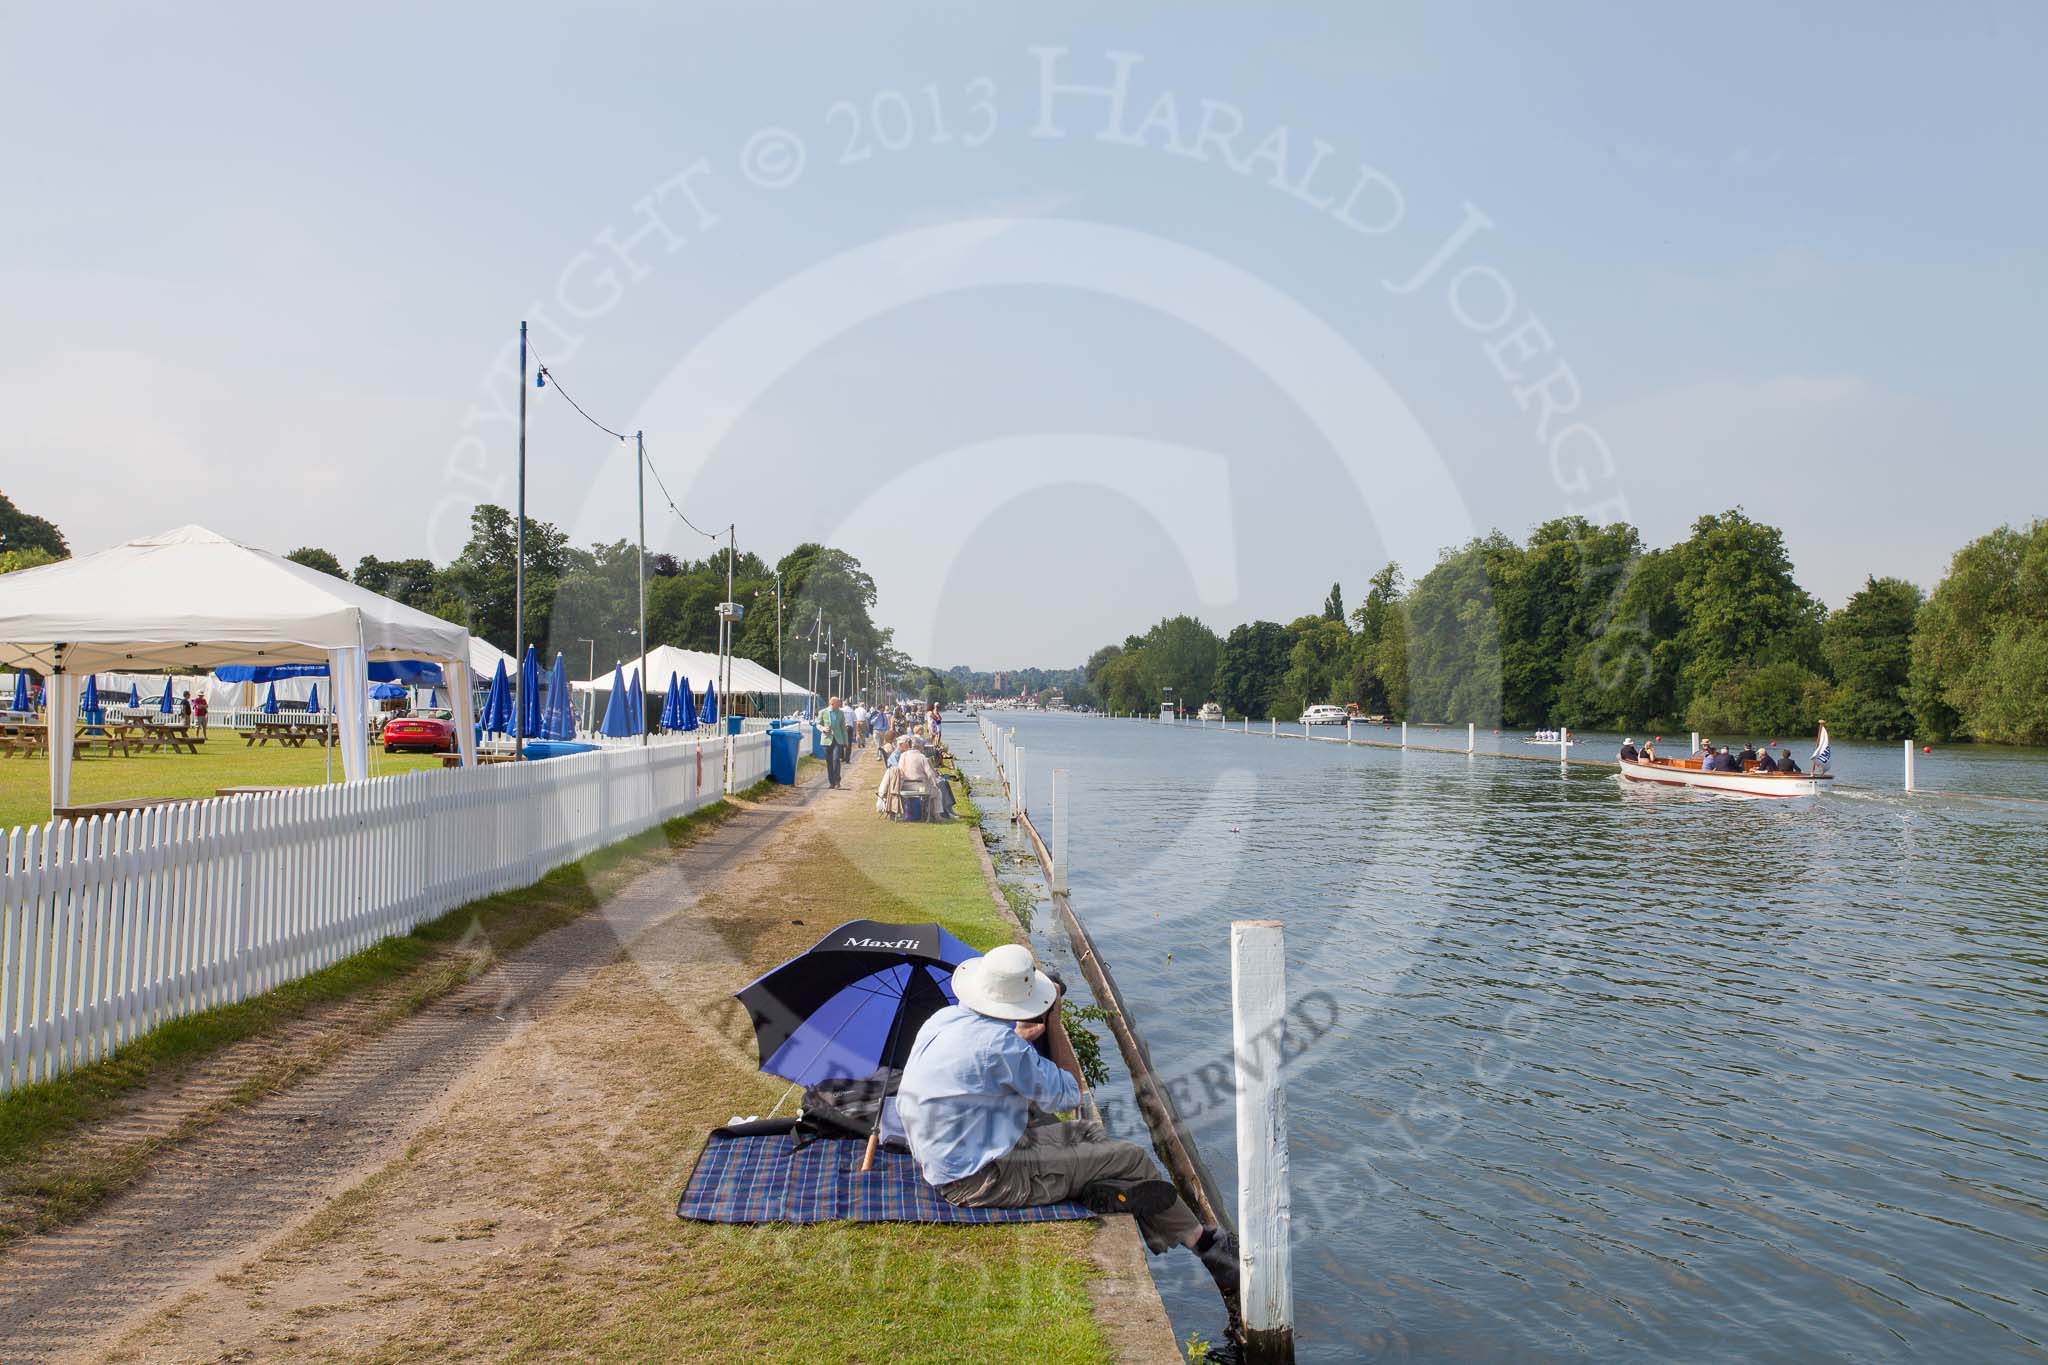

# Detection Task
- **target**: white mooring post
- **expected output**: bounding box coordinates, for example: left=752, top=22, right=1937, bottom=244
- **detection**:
left=1231, top=919, right=1295, bottom=1363
left=1051, top=767, right=1069, bottom=893
left=1904, top=738, right=1916, bottom=792
left=1400, top=720, right=1408, bottom=750
left=1467, top=721, right=1476, bottom=754
left=1014, top=745, right=1026, bottom=821
left=1691, top=730, right=1700, bottom=756
left=1244, top=716, right=1250, bottom=734
left=1270, top=717, right=1277, bottom=738
left=1345, top=718, right=1353, bottom=745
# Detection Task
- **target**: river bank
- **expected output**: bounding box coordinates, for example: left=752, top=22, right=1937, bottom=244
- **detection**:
left=0, top=746, right=1178, bottom=1363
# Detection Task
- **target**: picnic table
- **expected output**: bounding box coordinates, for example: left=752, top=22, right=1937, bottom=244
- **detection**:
left=128, top=720, right=205, bottom=754
left=243, top=719, right=334, bottom=748
left=52, top=796, right=203, bottom=823
left=0, top=721, right=47, bottom=758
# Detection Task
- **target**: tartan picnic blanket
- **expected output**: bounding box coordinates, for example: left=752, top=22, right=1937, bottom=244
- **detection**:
left=675, top=1131, right=1092, bottom=1225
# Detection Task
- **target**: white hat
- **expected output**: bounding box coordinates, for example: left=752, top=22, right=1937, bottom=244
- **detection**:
left=952, top=943, right=1058, bottom=1021
left=1625, top=737, right=1634, bottom=745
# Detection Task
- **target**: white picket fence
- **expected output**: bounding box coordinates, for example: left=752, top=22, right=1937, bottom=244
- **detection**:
left=0, top=730, right=770, bottom=1094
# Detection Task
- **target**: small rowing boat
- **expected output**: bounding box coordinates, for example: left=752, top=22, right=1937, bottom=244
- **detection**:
left=1617, top=754, right=1832, bottom=798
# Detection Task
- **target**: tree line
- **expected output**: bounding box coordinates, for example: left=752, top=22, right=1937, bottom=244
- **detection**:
left=1075, top=511, right=2048, bottom=746
left=0, top=493, right=905, bottom=693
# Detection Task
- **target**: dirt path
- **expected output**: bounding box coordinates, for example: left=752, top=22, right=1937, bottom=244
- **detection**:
left=0, top=778, right=825, bottom=1363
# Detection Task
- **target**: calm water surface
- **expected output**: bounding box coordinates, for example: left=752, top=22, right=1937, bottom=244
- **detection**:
left=959, top=713, right=2048, bottom=1363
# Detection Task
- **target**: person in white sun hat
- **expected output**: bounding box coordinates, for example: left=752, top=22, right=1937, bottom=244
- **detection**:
left=897, top=942, right=1240, bottom=1299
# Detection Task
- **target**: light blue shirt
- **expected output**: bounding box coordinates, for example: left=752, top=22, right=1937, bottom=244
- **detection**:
left=898, top=1004, right=1080, bottom=1186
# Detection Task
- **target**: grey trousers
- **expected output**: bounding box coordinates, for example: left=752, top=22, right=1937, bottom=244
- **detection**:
left=940, top=1118, right=1203, bottom=1253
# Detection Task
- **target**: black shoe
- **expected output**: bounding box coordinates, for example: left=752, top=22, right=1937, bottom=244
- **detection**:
left=1080, top=1178, right=1176, bottom=1218
left=1197, top=1227, right=1241, bottom=1297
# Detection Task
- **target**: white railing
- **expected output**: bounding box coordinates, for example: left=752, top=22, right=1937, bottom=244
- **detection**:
left=0, top=731, right=768, bottom=1093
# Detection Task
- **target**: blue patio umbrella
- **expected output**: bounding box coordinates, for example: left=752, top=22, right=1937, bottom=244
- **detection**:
left=700, top=680, right=719, bottom=727
left=677, top=676, right=698, bottom=732
left=369, top=682, right=407, bottom=700
left=627, top=668, right=644, bottom=734
left=82, top=675, right=99, bottom=714
left=518, top=645, right=543, bottom=739
left=262, top=682, right=278, bottom=714
left=733, top=920, right=977, bottom=1087
left=427, top=688, right=440, bottom=708
left=659, top=673, right=681, bottom=731
left=159, top=678, right=174, bottom=714
left=598, top=663, right=633, bottom=738
left=10, top=671, right=28, bottom=713
left=544, top=654, right=574, bottom=740
left=306, top=682, right=321, bottom=713
left=479, top=660, right=512, bottom=735
left=128, top=682, right=140, bottom=707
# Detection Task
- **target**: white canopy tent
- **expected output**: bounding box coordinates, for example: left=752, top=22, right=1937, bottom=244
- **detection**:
left=568, top=644, right=815, bottom=709
left=0, top=525, right=480, bottom=810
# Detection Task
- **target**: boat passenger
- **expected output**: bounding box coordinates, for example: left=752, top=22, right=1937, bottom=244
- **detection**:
left=1738, top=742, right=1758, bottom=767
left=1756, top=749, right=1779, bottom=772
left=1778, top=748, right=1800, bottom=774
left=1618, top=737, right=1638, bottom=762
left=1640, top=741, right=1657, bottom=763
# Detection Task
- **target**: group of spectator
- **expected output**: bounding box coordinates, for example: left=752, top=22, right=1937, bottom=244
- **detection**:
left=812, top=698, right=956, bottom=819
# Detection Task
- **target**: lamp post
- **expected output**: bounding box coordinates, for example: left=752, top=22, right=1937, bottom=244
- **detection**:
left=514, top=319, right=528, bottom=760
left=773, top=569, right=784, bottom=721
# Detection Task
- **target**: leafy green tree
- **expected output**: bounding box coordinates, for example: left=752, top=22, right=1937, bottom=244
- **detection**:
left=1572, top=547, right=1686, bottom=727
left=1213, top=621, right=1291, bottom=718
left=1684, top=660, right=1832, bottom=740
left=1669, top=509, right=1824, bottom=709
left=1322, top=582, right=1345, bottom=623
left=0, top=546, right=61, bottom=575
left=285, top=546, right=346, bottom=578
left=351, top=555, right=445, bottom=612
left=1822, top=576, right=1921, bottom=738
left=1139, top=615, right=1223, bottom=710
left=440, top=504, right=573, bottom=652
left=1281, top=618, right=1352, bottom=710
left=0, top=493, right=66, bottom=559
left=1404, top=538, right=1506, bottom=726
left=1910, top=520, right=2048, bottom=744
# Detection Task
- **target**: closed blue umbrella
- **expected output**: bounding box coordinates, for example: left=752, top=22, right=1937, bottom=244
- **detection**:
left=700, top=680, right=718, bottom=726
left=518, top=645, right=542, bottom=739
left=128, top=682, right=140, bottom=708
left=306, top=682, right=321, bottom=714
left=426, top=688, right=440, bottom=709
left=598, top=663, right=633, bottom=737
left=82, top=675, right=99, bottom=716
left=262, top=682, right=278, bottom=715
left=10, top=671, right=28, bottom=713
left=659, top=673, right=681, bottom=731
left=544, top=653, right=574, bottom=739
left=627, top=668, right=644, bottom=735
left=677, top=676, right=698, bottom=732
left=480, top=659, right=512, bottom=735
left=159, top=677, right=174, bottom=714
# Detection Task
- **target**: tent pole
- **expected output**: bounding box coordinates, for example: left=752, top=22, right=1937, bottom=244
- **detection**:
left=637, top=429, right=647, bottom=747
left=514, top=319, right=527, bottom=761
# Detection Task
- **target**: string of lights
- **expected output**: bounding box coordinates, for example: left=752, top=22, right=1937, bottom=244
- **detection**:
left=530, top=347, right=730, bottom=543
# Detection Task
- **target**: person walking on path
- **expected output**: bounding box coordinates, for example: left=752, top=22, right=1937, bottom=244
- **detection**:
left=819, top=695, right=849, bottom=789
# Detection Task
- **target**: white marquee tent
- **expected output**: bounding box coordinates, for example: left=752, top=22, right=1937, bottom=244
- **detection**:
left=0, top=525, right=480, bottom=809
left=569, top=644, right=815, bottom=709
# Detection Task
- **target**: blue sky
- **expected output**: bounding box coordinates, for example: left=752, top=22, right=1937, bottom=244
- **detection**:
left=5, top=3, right=2043, bottom=667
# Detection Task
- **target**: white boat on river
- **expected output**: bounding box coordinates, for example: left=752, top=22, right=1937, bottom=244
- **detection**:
left=1618, top=754, right=1833, bottom=798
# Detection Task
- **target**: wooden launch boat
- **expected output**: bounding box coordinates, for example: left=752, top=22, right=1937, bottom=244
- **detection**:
left=1617, top=754, right=1833, bottom=798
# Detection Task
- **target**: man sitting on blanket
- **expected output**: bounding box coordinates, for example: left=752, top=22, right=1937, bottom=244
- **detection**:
left=898, top=943, right=1240, bottom=1298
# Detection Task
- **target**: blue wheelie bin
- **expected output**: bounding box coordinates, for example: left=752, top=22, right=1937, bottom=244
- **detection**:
left=768, top=724, right=803, bottom=784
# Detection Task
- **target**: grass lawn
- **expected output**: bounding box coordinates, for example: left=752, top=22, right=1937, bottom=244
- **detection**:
left=0, top=730, right=447, bottom=831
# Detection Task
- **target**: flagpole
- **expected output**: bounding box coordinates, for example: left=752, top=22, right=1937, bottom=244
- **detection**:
left=514, top=319, right=527, bottom=761
left=636, top=429, right=647, bottom=747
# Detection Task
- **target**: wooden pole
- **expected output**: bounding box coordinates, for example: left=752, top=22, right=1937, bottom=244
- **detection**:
left=1051, top=767, right=1069, bottom=894
left=1231, top=919, right=1295, bottom=1362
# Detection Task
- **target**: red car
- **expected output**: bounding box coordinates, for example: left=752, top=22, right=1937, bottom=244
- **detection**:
left=382, top=711, right=457, bottom=754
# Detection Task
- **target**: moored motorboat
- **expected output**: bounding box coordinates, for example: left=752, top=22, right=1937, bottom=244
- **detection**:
left=1618, top=754, right=1832, bottom=798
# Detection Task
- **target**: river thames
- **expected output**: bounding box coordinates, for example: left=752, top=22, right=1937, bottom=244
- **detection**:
left=966, top=711, right=2048, bottom=1362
